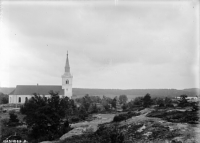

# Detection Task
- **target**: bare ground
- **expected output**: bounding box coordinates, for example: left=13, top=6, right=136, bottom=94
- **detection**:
left=60, top=108, right=199, bottom=143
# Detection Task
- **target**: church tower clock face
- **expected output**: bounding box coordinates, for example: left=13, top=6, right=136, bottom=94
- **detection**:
left=62, top=52, right=73, bottom=98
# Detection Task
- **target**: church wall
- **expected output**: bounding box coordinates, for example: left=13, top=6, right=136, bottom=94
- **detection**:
left=9, top=95, right=33, bottom=104
left=8, top=94, right=59, bottom=104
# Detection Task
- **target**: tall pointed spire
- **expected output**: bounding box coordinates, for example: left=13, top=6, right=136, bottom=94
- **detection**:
left=62, top=51, right=73, bottom=98
left=65, top=51, right=70, bottom=73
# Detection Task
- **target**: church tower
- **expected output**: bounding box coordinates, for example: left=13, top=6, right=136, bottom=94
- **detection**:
left=62, top=52, right=73, bottom=98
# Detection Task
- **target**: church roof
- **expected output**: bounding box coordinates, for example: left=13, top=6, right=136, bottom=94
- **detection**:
left=11, top=85, right=64, bottom=95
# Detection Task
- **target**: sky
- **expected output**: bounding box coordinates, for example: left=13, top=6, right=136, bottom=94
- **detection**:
left=0, top=0, right=199, bottom=89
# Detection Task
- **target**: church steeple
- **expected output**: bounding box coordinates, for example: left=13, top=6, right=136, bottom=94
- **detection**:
left=65, top=51, right=70, bottom=73
left=62, top=52, right=73, bottom=98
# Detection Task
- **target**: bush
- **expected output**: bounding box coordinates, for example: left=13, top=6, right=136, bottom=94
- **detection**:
left=113, top=114, right=127, bottom=122
left=70, top=116, right=81, bottom=123
left=159, top=103, right=165, bottom=107
left=7, top=112, right=20, bottom=127
left=113, top=111, right=140, bottom=122
left=146, top=110, right=167, bottom=118
left=147, top=109, right=199, bottom=124
left=163, top=111, right=199, bottom=124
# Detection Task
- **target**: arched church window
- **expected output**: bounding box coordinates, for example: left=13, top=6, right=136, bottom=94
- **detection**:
left=18, top=97, right=21, bottom=103
left=66, top=80, right=69, bottom=84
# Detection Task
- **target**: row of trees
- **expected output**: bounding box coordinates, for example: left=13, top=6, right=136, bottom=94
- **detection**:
left=127, top=93, right=174, bottom=108
left=75, top=94, right=128, bottom=112
left=75, top=93, right=194, bottom=113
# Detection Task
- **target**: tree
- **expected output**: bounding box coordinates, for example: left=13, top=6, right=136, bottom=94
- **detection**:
left=122, top=103, right=128, bottom=111
left=101, top=96, right=112, bottom=111
left=111, top=97, right=117, bottom=109
left=178, top=94, right=188, bottom=107
left=8, top=112, right=19, bottom=126
left=119, top=95, right=128, bottom=104
left=155, top=98, right=164, bottom=105
left=127, top=97, right=143, bottom=109
left=78, top=106, right=88, bottom=120
left=1, top=96, right=8, bottom=104
left=89, top=103, right=99, bottom=113
left=155, top=98, right=165, bottom=107
left=0, top=92, right=8, bottom=104
left=164, top=97, right=173, bottom=107
left=133, top=97, right=143, bottom=106
left=20, top=91, right=72, bottom=142
left=180, top=94, right=188, bottom=100
left=90, top=96, right=101, bottom=103
left=81, top=94, right=92, bottom=112
left=143, top=93, right=152, bottom=108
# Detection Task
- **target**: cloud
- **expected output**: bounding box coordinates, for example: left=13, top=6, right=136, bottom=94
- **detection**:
left=1, top=0, right=199, bottom=88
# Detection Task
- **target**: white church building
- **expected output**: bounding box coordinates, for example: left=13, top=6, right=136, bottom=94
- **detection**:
left=9, top=53, right=73, bottom=104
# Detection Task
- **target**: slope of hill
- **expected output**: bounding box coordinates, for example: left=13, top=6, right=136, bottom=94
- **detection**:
left=0, top=87, right=15, bottom=95
left=72, top=88, right=200, bottom=99
left=183, top=88, right=200, bottom=95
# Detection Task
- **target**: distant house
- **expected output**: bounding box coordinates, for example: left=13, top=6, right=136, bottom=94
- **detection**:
left=186, top=96, right=199, bottom=102
left=174, top=96, right=199, bottom=102
left=9, top=53, right=73, bottom=104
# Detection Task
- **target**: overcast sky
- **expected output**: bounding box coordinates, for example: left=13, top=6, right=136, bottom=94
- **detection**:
left=0, top=0, right=199, bottom=89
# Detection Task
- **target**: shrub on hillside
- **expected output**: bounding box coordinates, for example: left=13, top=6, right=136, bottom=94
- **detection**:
left=147, top=109, right=199, bottom=124
left=113, top=111, right=140, bottom=122
left=113, top=114, right=126, bottom=122
left=146, top=110, right=167, bottom=118
left=8, top=112, right=20, bottom=126
left=69, top=116, right=82, bottom=123
left=163, top=111, right=199, bottom=124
